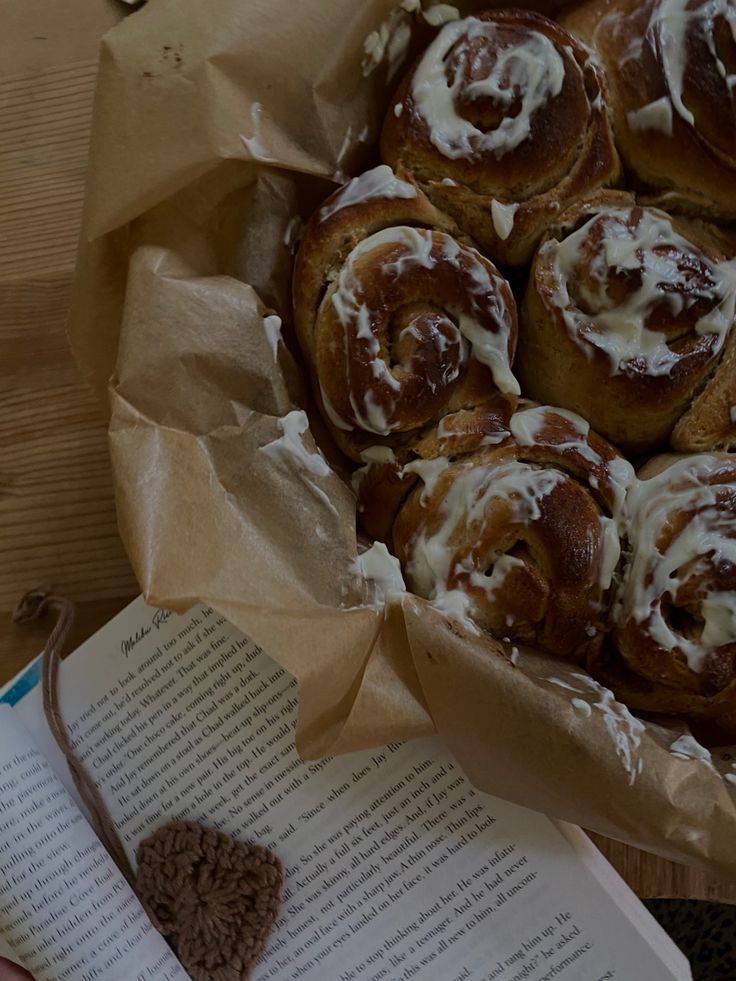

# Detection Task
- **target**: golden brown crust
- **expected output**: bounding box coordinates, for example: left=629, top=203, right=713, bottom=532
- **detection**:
left=355, top=394, right=517, bottom=542
left=390, top=404, right=631, bottom=661
left=292, top=167, right=519, bottom=462
left=588, top=452, right=736, bottom=740
left=355, top=461, right=418, bottom=544
left=381, top=9, right=621, bottom=266
left=590, top=647, right=736, bottom=743
left=292, top=166, right=458, bottom=360
left=517, top=190, right=734, bottom=454
left=563, top=0, right=736, bottom=219
left=672, top=327, right=736, bottom=452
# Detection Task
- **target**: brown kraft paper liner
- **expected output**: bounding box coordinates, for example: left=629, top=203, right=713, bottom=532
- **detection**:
left=67, top=0, right=736, bottom=876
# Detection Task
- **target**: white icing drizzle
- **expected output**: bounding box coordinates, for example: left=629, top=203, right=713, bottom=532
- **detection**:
left=351, top=465, right=368, bottom=496
left=403, top=456, right=450, bottom=503
left=430, top=587, right=481, bottom=634
left=263, top=314, right=282, bottom=360
left=509, top=405, right=635, bottom=523
left=469, top=553, right=525, bottom=598
left=623, top=0, right=736, bottom=134
left=511, top=406, right=590, bottom=453
left=491, top=200, right=520, bottom=241
left=260, top=410, right=337, bottom=515
left=545, top=677, right=578, bottom=692
left=381, top=226, right=436, bottom=276
left=360, top=446, right=397, bottom=465
left=546, top=207, right=736, bottom=376
left=262, top=410, right=330, bottom=477
left=423, top=3, right=460, bottom=27
left=670, top=733, right=715, bottom=768
left=406, top=459, right=564, bottom=628
left=620, top=454, right=736, bottom=673
left=320, top=165, right=417, bottom=222
left=699, top=591, right=736, bottom=647
left=363, top=5, right=413, bottom=80
left=327, top=225, right=519, bottom=434
left=353, top=542, right=406, bottom=604
left=547, top=672, right=645, bottom=784
left=598, top=516, right=622, bottom=591
left=363, top=0, right=462, bottom=79
left=283, top=215, right=302, bottom=252
left=608, top=456, right=639, bottom=522
left=627, top=96, right=674, bottom=135
left=509, top=406, right=628, bottom=592
left=240, top=102, right=278, bottom=163
left=480, top=431, right=510, bottom=446
left=411, top=17, right=567, bottom=160
left=571, top=697, right=592, bottom=717
left=349, top=388, right=393, bottom=436
left=449, top=246, right=520, bottom=396
left=656, top=0, right=734, bottom=121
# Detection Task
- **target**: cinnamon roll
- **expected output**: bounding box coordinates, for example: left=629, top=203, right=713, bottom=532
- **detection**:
left=519, top=192, right=736, bottom=454
left=391, top=404, right=633, bottom=661
left=380, top=10, right=620, bottom=266
left=672, top=327, right=736, bottom=452
left=355, top=394, right=516, bottom=543
left=563, top=0, right=736, bottom=218
left=293, top=165, right=519, bottom=462
left=592, top=453, right=736, bottom=739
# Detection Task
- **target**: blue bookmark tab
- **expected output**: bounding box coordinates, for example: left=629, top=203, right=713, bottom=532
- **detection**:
left=0, top=655, right=42, bottom=706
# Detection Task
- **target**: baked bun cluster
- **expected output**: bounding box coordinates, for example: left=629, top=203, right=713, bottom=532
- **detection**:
left=293, top=4, right=736, bottom=740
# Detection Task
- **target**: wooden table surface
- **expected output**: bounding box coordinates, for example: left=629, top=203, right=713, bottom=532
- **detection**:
left=1, top=0, right=735, bottom=905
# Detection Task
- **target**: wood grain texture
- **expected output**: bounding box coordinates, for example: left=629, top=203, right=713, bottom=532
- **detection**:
left=588, top=833, right=736, bottom=904
left=0, top=59, right=98, bottom=280
left=0, top=0, right=734, bottom=904
left=0, top=0, right=137, bottom=685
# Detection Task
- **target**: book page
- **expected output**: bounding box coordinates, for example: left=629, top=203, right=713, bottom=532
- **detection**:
left=555, top=824, right=689, bottom=981
left=0, top=707, right=188, bottom=981
left=11, top=600, right=690, bottom=981
left=0, top=932, right=32, bottom=981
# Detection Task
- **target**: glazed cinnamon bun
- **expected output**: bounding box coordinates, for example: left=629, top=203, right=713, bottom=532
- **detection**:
left=592, top=453, right=736, bottom=739
left=564, top=0, right=736, bottom=218
left=293, top=165, right=520, bottom=462
left=390, top=404, right=633, bottom=661
left=672, top=328, right=736, bottom=452
left=381, top=9, right=620, bottom=266
left=518, top=192, right=736, bottom=454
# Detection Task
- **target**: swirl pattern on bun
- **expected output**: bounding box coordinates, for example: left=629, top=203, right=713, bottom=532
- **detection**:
left=293, top=166, right=519, bottom=462
left=563, top=0, right=736, bottom=217
left=391, top=404, right=633, bottom=661
left=381, top=10, right=620, bottom=265
left=592, top=453, right=736, bottom=738
left=518, top=192, right=736, bottom=453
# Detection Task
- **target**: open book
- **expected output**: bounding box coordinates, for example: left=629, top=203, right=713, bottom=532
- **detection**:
left=0, top=598, right=691, bottom=980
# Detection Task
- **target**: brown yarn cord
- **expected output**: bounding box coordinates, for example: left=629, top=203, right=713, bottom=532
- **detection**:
left=13, top=589, right=284, bottom=981
left=12, top=588, right=137, bottom=890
